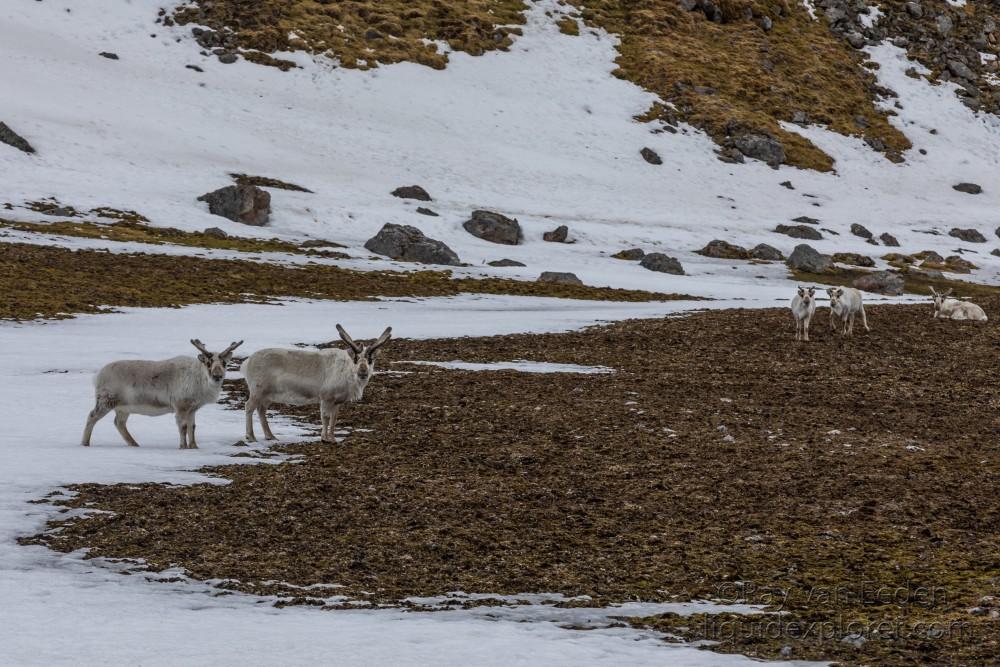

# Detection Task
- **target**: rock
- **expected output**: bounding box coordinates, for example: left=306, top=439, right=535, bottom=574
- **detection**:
left=462, top=210, right=522, bottom=245
left=949, top=228, right=987, bottom=243
left=993, top=248, right=1000, bottom=257
left=391, top=185, right=432, bottom=201
left=697, top=239, right=750, bottom=259
left=733, top=133, right=785, bottom=166
left=880, top=232, right=900, bottom=247
left=832, top=252, right=875, bottom=267
left=416, top=207, right=439, bottom=217
left=850, top=223, right=874, bottom=240
left=780, top=180, right=794, bottom=190
left=99, top=52, right=119, bottom=60
left=299, top=239, right=338, bottom=248
left=543, top=225, right=570, bottom=243
left=202, top=227, right=229, bottom=239
left=945, top=255, right=976, bottom=273
left=792, top=216, right=819, bottom=225
left=0, top=122, right=35, bottom=154
left=640, top=253, right=685, bottom=275
left=786, top=244, right=834, bottom=273
left=364, top=223, right=461, bottom=266
left=937, top=14, right=953, bottom=36
left=750, top=243, right=784, bottom=261
left=537, top=271, right=582, bottom=286
left=918, top=250, right=945, bottom=264
left=775, top=224, right=823, bottom=240
left=853, top=270, right=905, bottom=295
left=218, top=52, right=238, bottom=64
left=42, top=206, right=77, bottom=217
left=197, top=185, right=270, bottom=226
left=613, top=248, right=645, bottom=260
left=761, top=16, right=773, bottom=31
left=717, top=147, right=745, bottom=164
left=910, top=267, right=944, bottom=280
left=953, top=182, right=982, bottom=194
left=948, top=60, right=975, bottom=81
left=905, top=2, right=923, bottom=18
left=640, top=147, right=662, bottom=165
left=488, top=258, right=526, bottom=267
left=846, top=32, right=867, bottom=49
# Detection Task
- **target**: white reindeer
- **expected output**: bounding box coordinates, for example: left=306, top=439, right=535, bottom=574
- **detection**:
left=81, top=339, right=243, bottom=448
left=930, top=287, right=988, bottom=321
left=242, top=325, right=392, bottom=444
left=790, top=286, right=817, bottom=341
left=827, top=287, right=870, bottom=336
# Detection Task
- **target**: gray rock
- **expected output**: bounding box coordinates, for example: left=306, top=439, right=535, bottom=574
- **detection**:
left=462, top=210, right=522, bottom=245
left=880, top=232, right=900, bottom=247
left=786, top=244, right=833, bottom=273
left=850, top=223, right=874, bottom=240
left=42, top=206, right=77, bottom=217
left=202, top=227, right=229, bottom=239
left=953, top=182, right=982, bottom=194
left=197, top=185, right=271, bottom=226
left=761, top=16, right=773, bottom=31
left=640, top=147, right=662, bottom=165
left=640, top=253, right=685, bottom=275
left=537, top=271, right=583, bottom=286
left=0, top=122, right=35, bottom=154
left=854, top=270, right=905, bottom=295
left=392, top=185, right=432, bottom=201
left=846, top=32, right=867, bottom=49
left=364, top=223, right=461, bottom=266
left=832, top=252, right=875, bottom=267
left=993, top=248, right=1000, bottom=257
left=543, top=225, right=570, bottom=243
left=218, top=52, right=238, bottom=64
left=488, top=258, right=526, bottom=267
left=733, top=133, right=785, bottom=166
left=949, top=227, right=987, bottom=243
left=750, top=243, right=784, bottom=261
left=937, top=14, right=953, bottom=36
left=792, top=110, right=808, bottom=124
left=613, top=248, right=645, bottom=260
left=948, top=60, right=975, bottom=81
left=697, top=239, right=750, bottom=259
left=919, top=250, right=945, bottom=264
left=780, top=180, right=794, bottom=190
left=99, top=52, right=119, bottom=60
left=775, top=224, right=823, bottom=240
left=905, top=2, right=923, bottom=18
left=792, top=216, right=819, bottom=225
left=416, top=207, right=439, bottom=217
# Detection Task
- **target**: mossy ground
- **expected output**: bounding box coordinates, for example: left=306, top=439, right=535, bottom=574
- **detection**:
left=790, top=266, right=1000, bottom=300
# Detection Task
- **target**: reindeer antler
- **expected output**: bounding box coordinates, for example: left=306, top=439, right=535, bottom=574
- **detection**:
left=190, top=339, right=210, bottom=355
left=336, top=324, right=362, bottom=354
left=221, top=340, right=244, bottom=356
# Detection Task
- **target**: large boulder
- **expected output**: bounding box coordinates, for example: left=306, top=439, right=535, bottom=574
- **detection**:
left=850, top=223, right=874, bottom=240
left=786, top=244, right=833, bottom=273
left=391, top=185, right=432, bottom=201
left=640, top=253, right=685, bottom=275
left=198, top=185, right=270, bottom=226
left=750, top=243, right=784, bottom=261
left=0, top=122, right=35, bottom=154
left=732, top=133, right=785, bottom=166
left=853, top=270, right=905, bottom=296
left=462, top=210, right=522, bottom=245
left=538, top=271, right=583, bottom=286
left=775, top=224, right=823, bottom=240
left=364, top=223, right=461, bottom=266
left=949, top=227, right=987, bottom=243
left=696, top=239, right=750, bottom=259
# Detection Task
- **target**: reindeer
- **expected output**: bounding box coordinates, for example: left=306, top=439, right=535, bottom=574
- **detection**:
left=930, top=287, right=988, bottom=321
left=790, top=286, right=817, bottom=341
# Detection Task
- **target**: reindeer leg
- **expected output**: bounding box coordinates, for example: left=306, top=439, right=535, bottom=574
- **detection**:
left=187, top=417, right=198, bottom=449
left=175, top=410, right=190, bottom=449
left=258, top=403, right=276, bottom=441
left=114, top=410, right=140, bottom=447
left=81, top=397, right=113, bottom=447
left=860, top=304, right=870, bottom=332
left=244, top=396, right=258, bottom=443
left=803, top=314, right=811, bottom=342
left=325, top=403, right=341, bottom=444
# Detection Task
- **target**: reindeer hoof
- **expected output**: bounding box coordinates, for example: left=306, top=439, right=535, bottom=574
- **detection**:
left=265, top=435, right=277, bottom=441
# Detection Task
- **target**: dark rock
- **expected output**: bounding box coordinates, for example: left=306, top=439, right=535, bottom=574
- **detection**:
left=543, top=225, right=570, bottom=243
left=717, top=147, right=745, bottom=164
left=992, top=248, right=1000, bottom=257
left=733, top=133, right=785, bottom=166
left=364, top=223, right=460, bottom=266
left=202, top=227, right=229, bottom=239
left=299, top=239, right=339, bottom=248
left=750, top=243, right=784, bottom=261
left=949, top=228, right=987, bottom=243
left=640, top=147, right=662, bottom=165
left=198, top=185, right=270, bottom=226
left=697, top=239, right=750, bottom=259
left=945, top=255, right=976, bottom=273
left=99, top=52, right=119, bottom=60
left=416, top=207, right=439, bottom=217
left=186, top=64, right=204, bottom=72
left=792, top=216, right=819, bottom=225
left=918, top=250, right=945, bottom=264
left=613, top=248, right=645, bottom=260
left=640, top=253, right=685, bottom=275
left=462, top=210, right=522, bottom=245
left=775, top=224, right=823, bottom=240
left=488, top=259, right=526, bottom=267
left=905, top=2, right=923, bottom=18
left=780, top=180, right=794, bottom=190
left=953, top=182, right=982, bottom=194
left=846, top=32, right=867, bottom=49
left=786, top=244, right=833, bottom=273
left=853, top=270, right=905, bottom=295
left=42, top=206, right=77, bottom=217
left=937, top=15, right=953, bottom=36
left=832, top=252, right=875, bottom=267
left=218, top=52, right=238, bottom=64
left=538, top=271, right=582, bottom=286
left=880, top=232, right=900, bottom=247
left=0, top=122, right=35, bottom=154
left=392, top=185, right=432, bottom=201
left=850, top=223, right=874, bottom=240
left=948, top=60, right=975, bottom=81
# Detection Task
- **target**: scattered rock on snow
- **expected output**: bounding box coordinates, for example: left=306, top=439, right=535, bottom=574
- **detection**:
left=949, top=228, right=987, bottom=243
left=0, top=122, right=35, bottom=154
left=792, top=216, right=819, bottom=225
left=392, top=185, right=432, bottom=201
left=462, top=210, right=522, bottom=245
left=850, top=223, right=874, bottom=240
left=218, top=52, right=238, bottom=64
left=732, top=133, right=785, bottom=166
left=202, top=227, right=229, bottom=239
left=197, top=184, right=270, bottom=226
left=750, top=243, right=784, bottom=261
left=780, top=180, right=794, bottom=190
left=832, top=252, right=875, bottom=267
left=364, top=223, right=460, bottom=266
left=953, top=182, right=983, bottom=195
left=416, top=207, right=439, bottom=217
left=853, top=270, right=905, bottom=295
left=786, top=244, right=834, bottom=273
left=99, top=52, right=119, bottom=60
left=488, top=258, right=526, bottom=267
left=640, top=253, right=685, bottom=275
left=696, top=239, right=750, bottom=260
left=775, top=224, right=823, bottom=240
left=879, top=232, right=900, bottom=247
left=543, top=225, right=570, bottom=243
left=640, top=147, right=663, bottom=165
left=537, top=271, right=583, bottom=286
left=613, top=248, right=645, bottom=260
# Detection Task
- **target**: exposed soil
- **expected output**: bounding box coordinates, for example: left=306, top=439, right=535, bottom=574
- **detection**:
left=24, top=300, right=1000, bottom=664
left=0, top=242, right=682, bottom=320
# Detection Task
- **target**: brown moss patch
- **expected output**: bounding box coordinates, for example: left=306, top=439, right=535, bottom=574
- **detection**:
left=0, top=241, right=682, bottom=321
left=23, top=301, right=1000, bottom=664
left=230, top=173, right=313, bottom=192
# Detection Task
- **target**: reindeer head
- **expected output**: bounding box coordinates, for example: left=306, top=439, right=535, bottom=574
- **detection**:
left=336, top=324, right=392, bottom=383
left=826, top=287, right=845, bottom=312
left=929, top=287, right=953, bottom=317
left=190, top=339, right=243, bottom=382
left=797, top=286, right=816, bottom=307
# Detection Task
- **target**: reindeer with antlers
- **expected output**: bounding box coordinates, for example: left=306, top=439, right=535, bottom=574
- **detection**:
left=241, top=324, right=392, bottom=444
left=81, top=339, right=243, bottom=448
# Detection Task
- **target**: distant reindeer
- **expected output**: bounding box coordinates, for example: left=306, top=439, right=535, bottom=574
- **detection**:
left=790, top=286, right=817, bottom=341
left=82, top=339, right=243, bottom=448
left=241, top=325, right=392, bottom=444
left=826, top=287, right=870, bottom=336
left=930, top=287, right=988, bottom=321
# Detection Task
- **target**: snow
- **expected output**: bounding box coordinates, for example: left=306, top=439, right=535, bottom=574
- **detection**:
left=859, top=7, right=883, bottom=29
left=401, top=360, right=616, bottom=373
